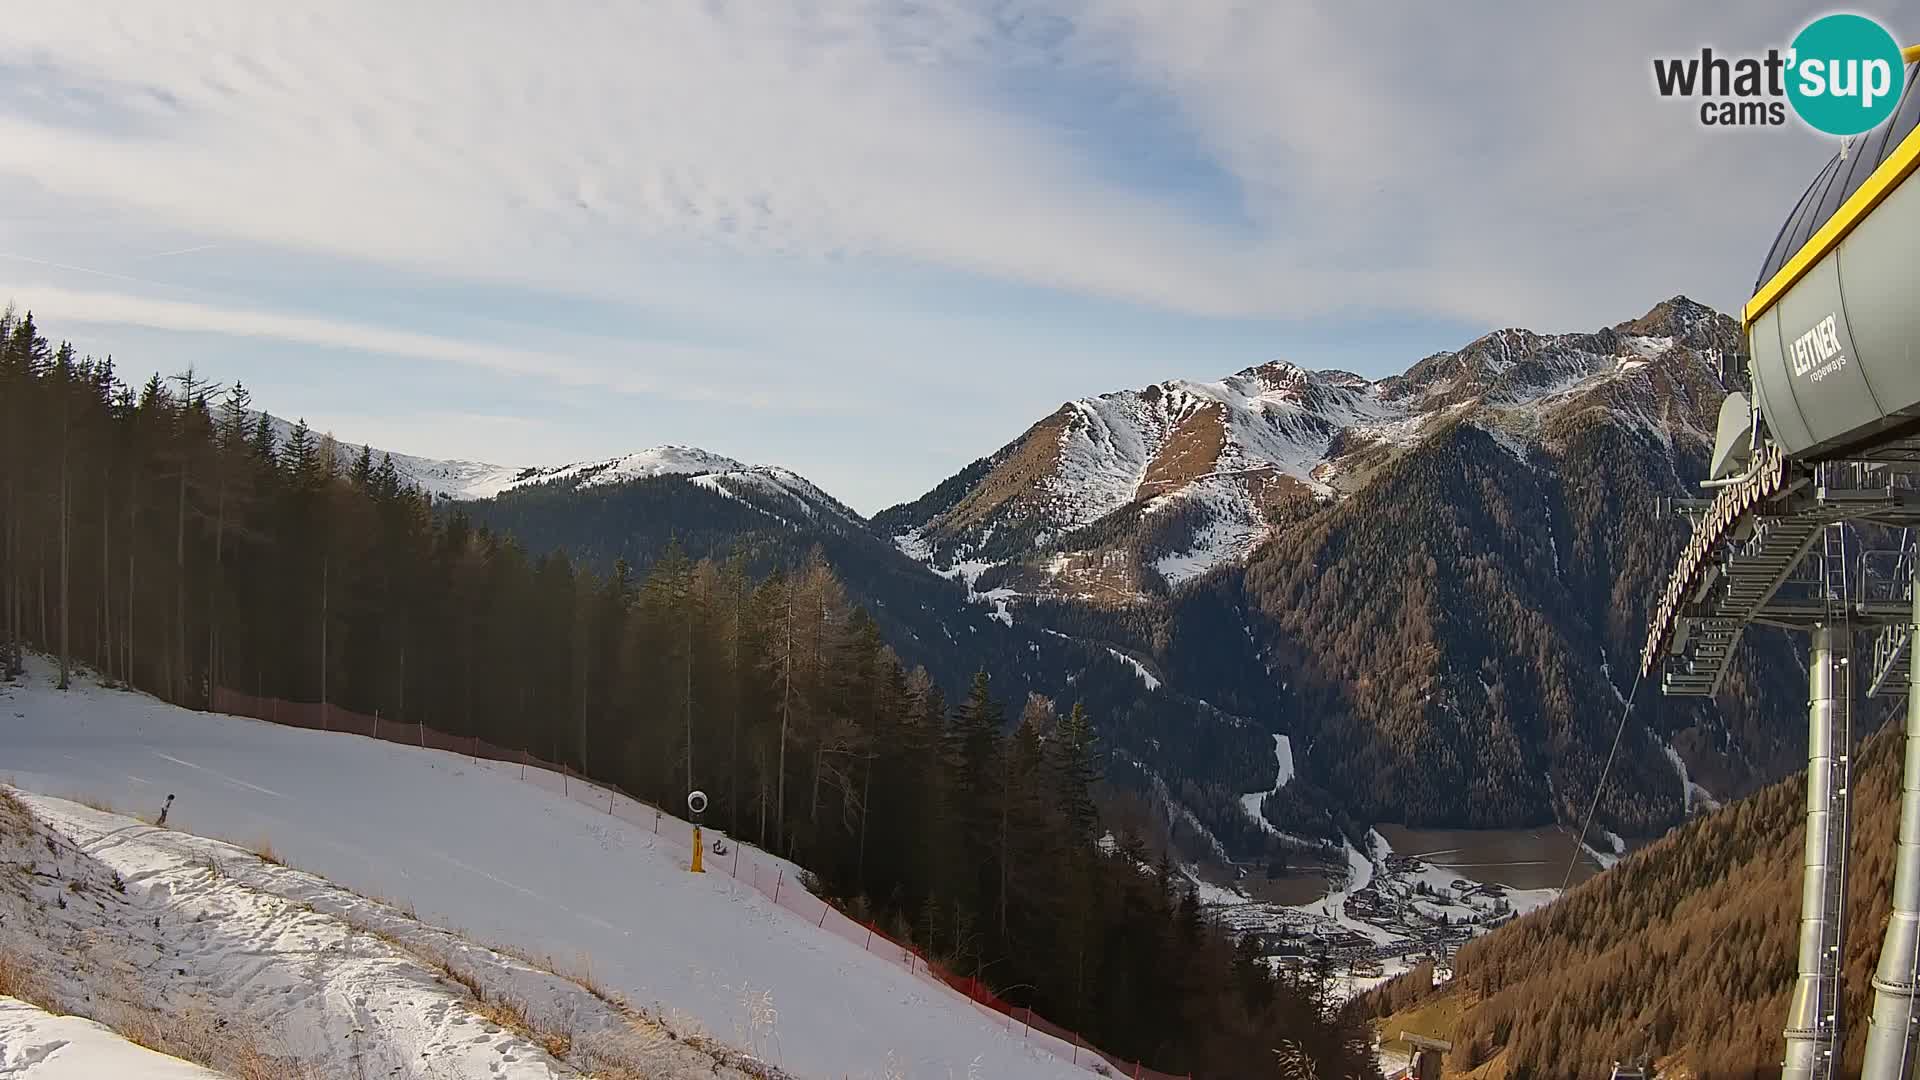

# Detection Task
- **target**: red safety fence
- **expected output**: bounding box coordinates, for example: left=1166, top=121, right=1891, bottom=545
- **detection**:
left=210, top=688, right=1190, bottom=1080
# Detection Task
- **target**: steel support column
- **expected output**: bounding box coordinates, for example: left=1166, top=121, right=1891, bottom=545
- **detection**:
left=1864, top=567, right=1920, bottom=1080
left=1786, top=624, right=1849, bottom=1080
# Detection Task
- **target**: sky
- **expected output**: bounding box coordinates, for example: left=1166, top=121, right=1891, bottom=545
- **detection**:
left=0, top=2, right=1906, bottom=513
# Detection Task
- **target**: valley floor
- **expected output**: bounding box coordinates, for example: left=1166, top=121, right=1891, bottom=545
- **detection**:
left=0, top=659, right=1093, bottom=1080
left=1204, top=805, right=1582, bottom=1004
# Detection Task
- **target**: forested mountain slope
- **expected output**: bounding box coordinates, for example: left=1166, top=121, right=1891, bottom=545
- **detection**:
left=989, top=299, right=1802, bottom=836
left=1364, top=705, right=1904, bottom=1078
left=453, top=455, right=1305, bottom=860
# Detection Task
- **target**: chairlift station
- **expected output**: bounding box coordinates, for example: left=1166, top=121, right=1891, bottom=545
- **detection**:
left=1639, top=51, right=1920, bottom=1080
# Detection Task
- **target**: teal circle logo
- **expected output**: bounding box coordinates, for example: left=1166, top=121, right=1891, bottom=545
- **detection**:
left=1787, top=14, right=1906, bottom=136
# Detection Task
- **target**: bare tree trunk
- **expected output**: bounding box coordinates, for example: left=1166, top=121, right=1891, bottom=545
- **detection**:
left=777, top=592, right=793, bottom=850
left=56, top=398, right=70, bottom=690
left=3, top=455, right=18, bottom=677
left=729, top=587, right=741, bottom=837
left=175, top=449, right=187, bottom=703
left=126, top=473, right=138, bottom=689
left=684, top=601, right=694, bottom=793
left=463, top=612, right=473, bottom=737
left=208, top=479, right=225, bottom=695
left=858, top=755, right=872, bottom=887
left=3, top=471, right=12, bottom=676
left=810, top=749, right=822, bottom=828
left=999, top=752, right=1012, bottom=939
left=320, top=557, right=329, bottom=720
left=100, top=487, right=111, bottom=676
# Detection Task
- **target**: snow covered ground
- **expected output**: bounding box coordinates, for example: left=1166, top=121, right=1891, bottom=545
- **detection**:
left=1311, top=832, right=1396, bottom=945
left=0, top=660, right=1093, bottom=1080
left=1104, top=648, right=1161, bottom=690
left=0, top=789, right=625, bottom=1079
left=1238, top=733, right=1294, bottom=837
left=0, top=997, right=221, bottom=1079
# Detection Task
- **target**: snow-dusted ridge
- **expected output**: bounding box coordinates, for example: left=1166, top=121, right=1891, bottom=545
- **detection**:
left=891, top=299, right=1729, bottom=599
left=476, top=444, right=755, bottom=497
left=253, top=413, right=854, bottom=521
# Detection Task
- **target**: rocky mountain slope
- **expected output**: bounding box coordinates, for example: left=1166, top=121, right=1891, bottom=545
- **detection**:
left=875, top=298, right=1807, bottom=841
left=876, top=297, right=1737, bottom=601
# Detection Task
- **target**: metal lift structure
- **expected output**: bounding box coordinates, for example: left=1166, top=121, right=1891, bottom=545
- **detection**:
left=1639, top=48, right=1920, bottom=1080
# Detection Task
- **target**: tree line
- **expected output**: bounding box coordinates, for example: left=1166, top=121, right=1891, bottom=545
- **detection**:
left=0, top=311, right=1377, bottom=1079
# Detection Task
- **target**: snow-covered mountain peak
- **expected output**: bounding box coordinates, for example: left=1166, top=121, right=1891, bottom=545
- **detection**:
left=1228, top=359, right=1315, bottom=393
left=883, top=296, right=1739, bottom=600
left=250, top=415, right=851, bottom=524
left=495, top=445, right=752, bottom=495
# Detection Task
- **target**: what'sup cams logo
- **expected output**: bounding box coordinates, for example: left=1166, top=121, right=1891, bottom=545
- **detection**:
left=1654, top=13, right=1907, bottom=134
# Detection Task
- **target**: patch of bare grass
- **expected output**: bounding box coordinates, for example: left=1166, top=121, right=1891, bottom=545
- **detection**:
left=0, top=788, right=34, bottom=834
left=493, top=941, right=627, bottom=1009
left=0, top=947, right=48, bottom=1006
left=112, top=1001, right=320, bottom=1080
left=468, top=990, right=536, bottom=1039
left=537, top=1027, right=573, bottom=1060
left=441, top=960, right=483, bottom=998
left=252, top=838, right=282, bottom=866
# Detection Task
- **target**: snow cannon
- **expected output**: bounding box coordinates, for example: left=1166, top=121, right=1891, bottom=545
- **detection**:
left=687, top=790, right=708, bottom=874
left=1745, top=56, right=1920, bottom=461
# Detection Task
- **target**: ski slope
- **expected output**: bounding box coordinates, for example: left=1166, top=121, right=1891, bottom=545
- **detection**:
left=0, top=998, right=221, bottom=1079
left=0, top=661, right=1088, bottom=1080
left=1, top=788, right=767, bottom=1079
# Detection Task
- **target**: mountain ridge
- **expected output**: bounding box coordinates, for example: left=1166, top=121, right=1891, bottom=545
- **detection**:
left=877, top=295, right=1735, bottom=603
left=266, top=293, right=1794, bottom=850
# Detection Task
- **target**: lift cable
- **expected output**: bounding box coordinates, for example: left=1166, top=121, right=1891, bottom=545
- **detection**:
left=1560, top=666, right=1647, bottom=894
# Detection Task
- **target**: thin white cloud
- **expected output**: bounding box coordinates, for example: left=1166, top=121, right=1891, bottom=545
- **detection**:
left=0, top=283, right=799, bottom=407
left=1034, top=0, right=1884, bottom=324
left=0, top=0, right=1874, bottom=328
left=0, top=2, right=1259, bottom=316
